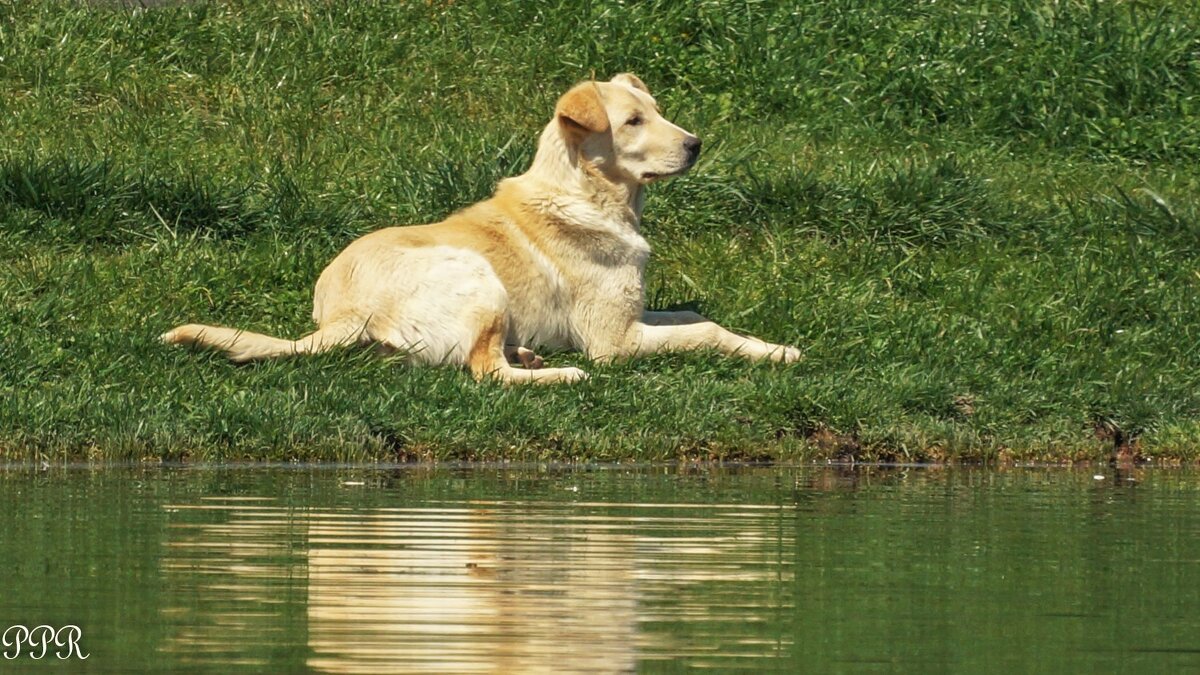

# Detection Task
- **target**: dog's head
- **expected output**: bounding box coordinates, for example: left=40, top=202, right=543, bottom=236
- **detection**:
left=555, top=74, right=701, bottom=185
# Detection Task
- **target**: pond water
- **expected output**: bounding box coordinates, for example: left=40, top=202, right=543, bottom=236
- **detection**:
left=0, top=465, right=1197, bottom=672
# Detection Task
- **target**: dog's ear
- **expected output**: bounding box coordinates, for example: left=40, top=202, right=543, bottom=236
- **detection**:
left=610, top=73, right=650, bottom=94
left=556, top=82, right=610, bottom=142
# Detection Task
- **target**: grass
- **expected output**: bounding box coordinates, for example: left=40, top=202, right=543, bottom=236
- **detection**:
left=1, top=0, right=1198, bottom=463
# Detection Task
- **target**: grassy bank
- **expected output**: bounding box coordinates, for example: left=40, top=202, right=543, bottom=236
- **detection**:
left=1, top=0, right=1199, bottom=463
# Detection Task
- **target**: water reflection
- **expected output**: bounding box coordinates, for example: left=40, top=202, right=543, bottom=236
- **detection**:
left=161, top=497, right=795, bottom=672
left=6, top=466, right=1199, bottom=671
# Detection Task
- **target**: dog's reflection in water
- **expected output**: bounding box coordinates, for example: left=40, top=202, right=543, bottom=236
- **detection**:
left=160, top=503, right=638, bottom=673
left=305, top=510, right=638, bottom=674
left=161, top=500, right=791, bottom=672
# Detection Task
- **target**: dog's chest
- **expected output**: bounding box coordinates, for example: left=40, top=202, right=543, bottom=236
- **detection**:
left=507, top=227, right=648, bottom=349
left=505, top=243, right=574, bottom=347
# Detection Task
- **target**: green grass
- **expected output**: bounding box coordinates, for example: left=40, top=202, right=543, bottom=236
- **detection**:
left=1, top=0, right=1199, bottom=463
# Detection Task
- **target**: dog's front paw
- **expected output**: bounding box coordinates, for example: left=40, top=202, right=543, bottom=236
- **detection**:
left=770, top=345, right=802, bottom=364
left=522, top=365, right=589, bottom=384
left=557, top=366, right=590, bottom=383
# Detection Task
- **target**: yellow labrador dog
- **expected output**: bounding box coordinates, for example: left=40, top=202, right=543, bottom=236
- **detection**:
left=163, top=74, right=800, bottom=383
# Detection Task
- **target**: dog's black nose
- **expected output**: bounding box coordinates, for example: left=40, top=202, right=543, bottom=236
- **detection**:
left=685, top=137, right=702, bottom=162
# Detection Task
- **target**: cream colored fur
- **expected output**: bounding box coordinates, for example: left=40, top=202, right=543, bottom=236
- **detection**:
left=162, top=74, right=800, bottom=384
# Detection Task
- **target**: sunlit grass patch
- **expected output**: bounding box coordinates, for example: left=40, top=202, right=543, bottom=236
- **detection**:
left=0, top=0, right=1198, bottom=462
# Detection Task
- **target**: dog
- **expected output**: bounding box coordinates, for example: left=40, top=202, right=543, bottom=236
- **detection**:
left=162, top=74, right=800, bottom=383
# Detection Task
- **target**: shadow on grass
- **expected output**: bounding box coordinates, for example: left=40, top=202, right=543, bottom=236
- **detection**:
left=0, top=155, right=361, bottom=245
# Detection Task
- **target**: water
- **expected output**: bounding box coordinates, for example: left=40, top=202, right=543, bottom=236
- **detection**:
left=1, top=465, right=1198, bottom=673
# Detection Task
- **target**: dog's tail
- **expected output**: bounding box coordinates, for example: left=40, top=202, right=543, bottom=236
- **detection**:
left=160, top=322, right=359, bottom=363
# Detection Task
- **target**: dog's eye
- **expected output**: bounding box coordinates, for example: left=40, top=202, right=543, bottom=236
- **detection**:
left=625, top=115, right=643, bottom=127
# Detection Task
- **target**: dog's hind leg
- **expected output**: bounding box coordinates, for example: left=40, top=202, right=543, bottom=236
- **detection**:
left=337, top=247, right=580, bottom=383
left=470, top=318, right=586, bottom=385
left=504, top=345, right=544, bottom=370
